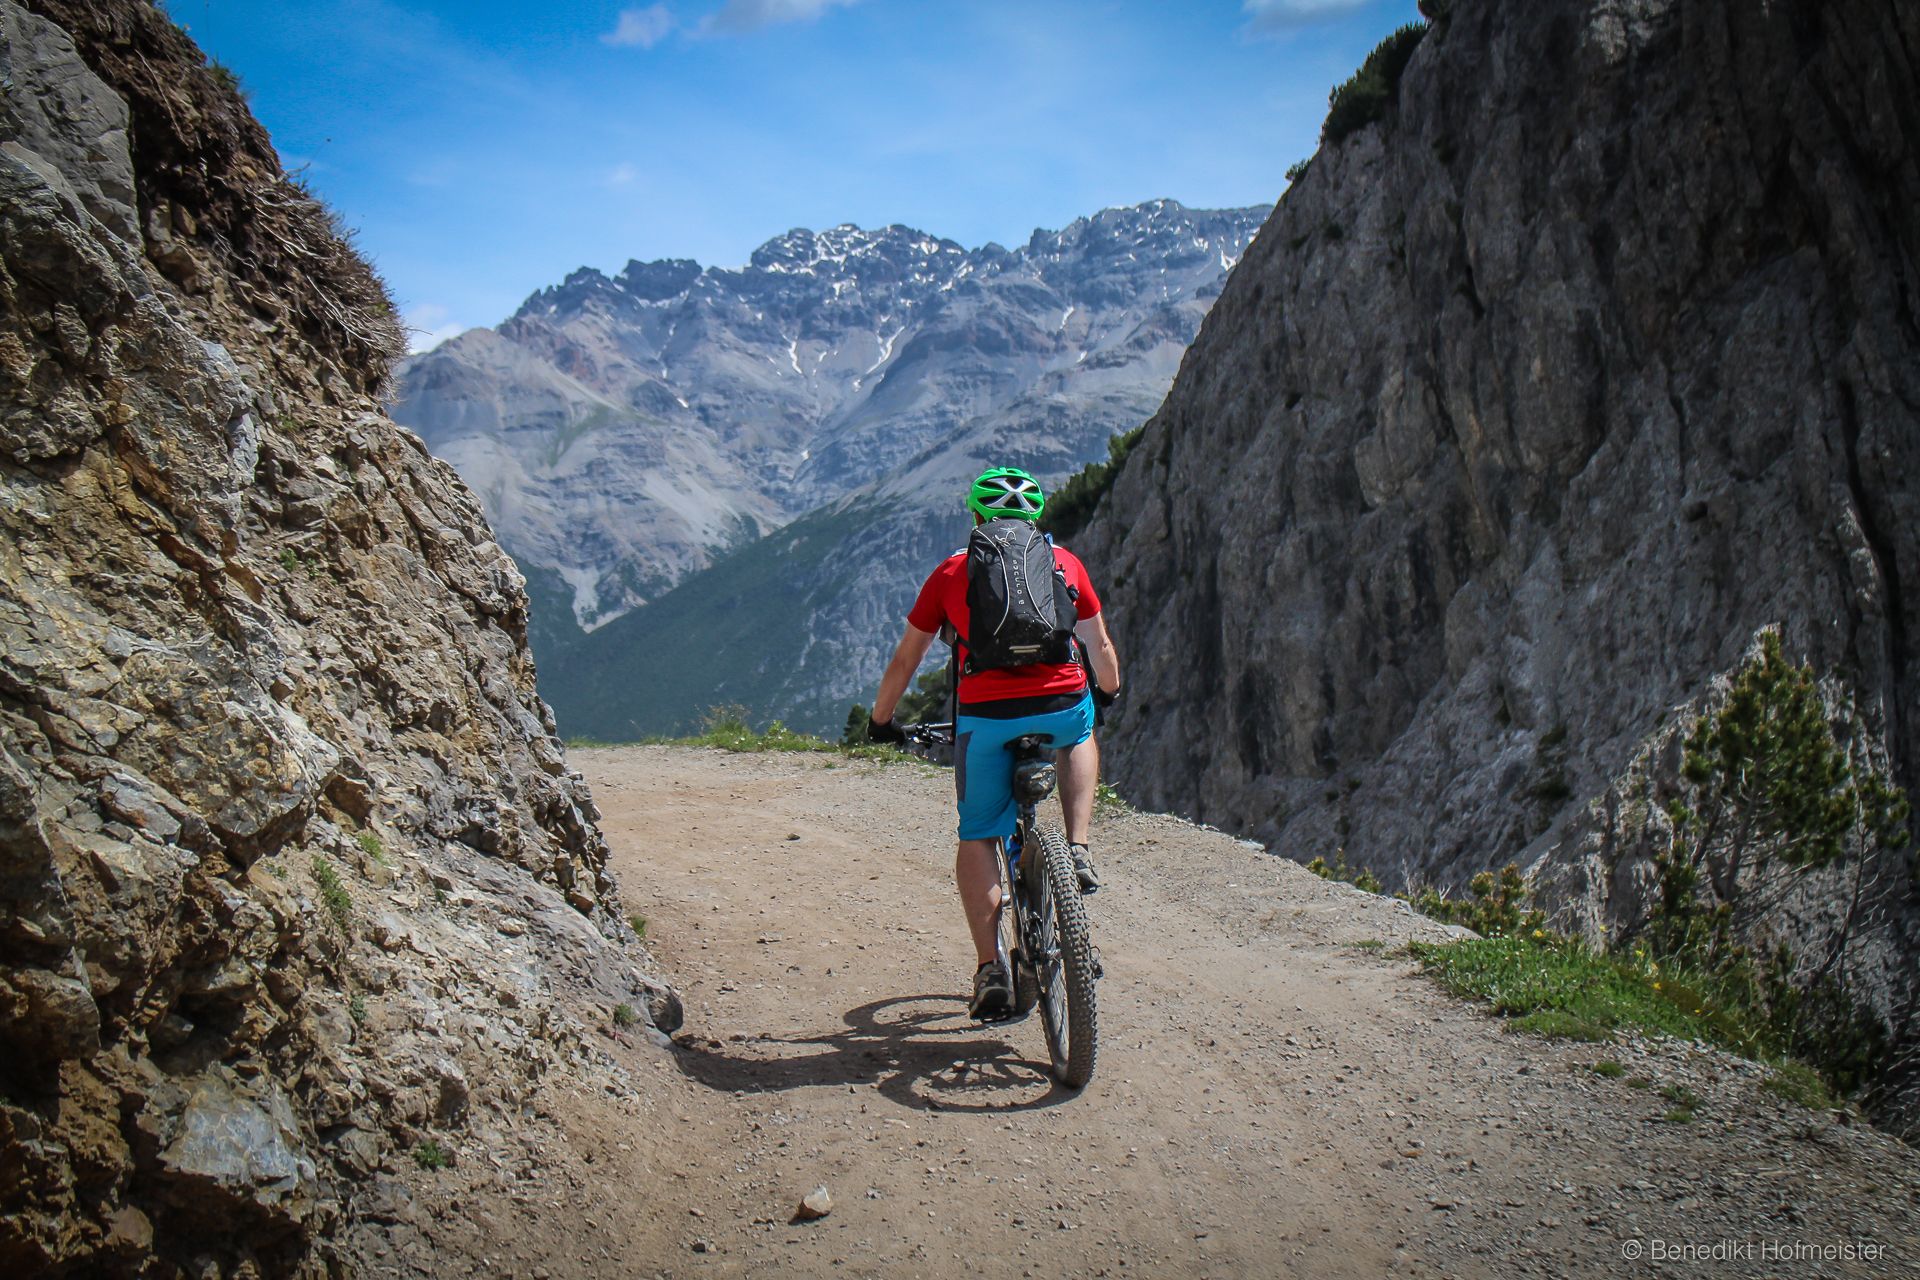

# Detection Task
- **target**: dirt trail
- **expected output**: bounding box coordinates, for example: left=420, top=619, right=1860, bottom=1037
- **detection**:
left=395, top=747, right=1919, bottom=1278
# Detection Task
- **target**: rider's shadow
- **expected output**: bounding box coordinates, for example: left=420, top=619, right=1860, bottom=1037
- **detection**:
left=671, top=994, right=1076, bottom=1113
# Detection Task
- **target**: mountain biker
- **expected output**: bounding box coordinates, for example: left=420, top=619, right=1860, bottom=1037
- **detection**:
left=866, top=467, right=1122, bottom=1020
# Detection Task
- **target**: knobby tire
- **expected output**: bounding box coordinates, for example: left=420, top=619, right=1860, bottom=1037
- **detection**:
left=1032, top=826, right=1097, bottom=1088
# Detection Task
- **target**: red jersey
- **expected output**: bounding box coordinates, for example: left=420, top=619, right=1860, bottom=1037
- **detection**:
left=907, top=542, right=1102, bottom=704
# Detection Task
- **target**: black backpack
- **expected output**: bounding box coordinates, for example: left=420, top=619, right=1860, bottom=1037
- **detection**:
left=961, top=518, right=1079, bottom=673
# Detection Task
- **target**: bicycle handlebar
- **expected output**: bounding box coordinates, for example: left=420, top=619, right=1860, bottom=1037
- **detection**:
left=901, top=721, right=955, bottom=746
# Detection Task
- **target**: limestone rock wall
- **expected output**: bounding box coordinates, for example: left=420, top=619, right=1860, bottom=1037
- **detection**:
left=0, top=2, right=674, bottom=1274
left=1075, top=0, right=1918, bottom=1112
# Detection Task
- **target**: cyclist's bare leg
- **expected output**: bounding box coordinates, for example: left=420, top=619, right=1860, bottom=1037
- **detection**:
left=1057, top=735, right=1097, bottom=847
left=956, top=838, right=1004, bottom=966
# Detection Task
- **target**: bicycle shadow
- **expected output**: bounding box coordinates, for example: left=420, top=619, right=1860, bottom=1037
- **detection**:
left=671, top=993, right=1078, bottom=1113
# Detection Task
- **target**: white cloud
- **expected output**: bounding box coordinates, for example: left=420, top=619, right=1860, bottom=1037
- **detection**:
left=703, top=0, right=861, bottom=36
left=403, top=303, right=469, bottom=355
left=603, top=5, right=675, bottom=48
left=604, top=162, right=641, bottom=188
left=1241, top=0, right=1372, bottom=34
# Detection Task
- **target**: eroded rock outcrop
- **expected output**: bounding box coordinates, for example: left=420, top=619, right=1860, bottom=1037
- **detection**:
left=1076, top=0, right=1917, bottom=1123
left=1, top=2, right=675, bottom=1273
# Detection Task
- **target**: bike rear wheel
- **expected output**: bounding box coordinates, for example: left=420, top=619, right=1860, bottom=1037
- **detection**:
left=1028, top=825, right=1097, bottom=1088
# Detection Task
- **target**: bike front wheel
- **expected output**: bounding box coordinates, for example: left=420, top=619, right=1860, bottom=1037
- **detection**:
left=1028, top=825, right=1097, bottom=1088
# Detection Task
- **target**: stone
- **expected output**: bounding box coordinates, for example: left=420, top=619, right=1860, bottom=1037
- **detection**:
left=796, top=1185, right=833, bottom=1221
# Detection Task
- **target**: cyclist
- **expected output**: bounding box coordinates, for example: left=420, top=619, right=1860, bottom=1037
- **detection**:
left=867, top=467, right=1122, bottom=1020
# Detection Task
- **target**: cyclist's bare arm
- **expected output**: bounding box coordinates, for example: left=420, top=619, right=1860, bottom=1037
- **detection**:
left=1076, top=612, right=1121, bottom=694
left=871, top=622, right=937, bottom=723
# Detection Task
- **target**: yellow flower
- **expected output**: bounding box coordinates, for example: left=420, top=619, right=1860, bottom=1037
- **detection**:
left=1531, top=929, right=1546, bottom=940
left=1653, top=981, right=1662, bottom=990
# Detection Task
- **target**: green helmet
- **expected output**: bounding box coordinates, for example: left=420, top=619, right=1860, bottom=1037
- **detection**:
left=967, top=467, right=1046, bottom=521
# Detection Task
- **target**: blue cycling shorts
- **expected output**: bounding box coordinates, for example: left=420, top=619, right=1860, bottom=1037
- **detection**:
left=953, top=693, right=1095, bottom=841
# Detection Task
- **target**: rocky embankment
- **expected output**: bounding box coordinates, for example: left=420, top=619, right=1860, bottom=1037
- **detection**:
left=1075, top=0, right=1918, bottom=1128
left=0, top=2, right=674, bottom=1274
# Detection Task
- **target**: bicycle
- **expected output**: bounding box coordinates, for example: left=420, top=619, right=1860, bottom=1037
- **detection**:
left=901, top=722, right=1099, bottom=1088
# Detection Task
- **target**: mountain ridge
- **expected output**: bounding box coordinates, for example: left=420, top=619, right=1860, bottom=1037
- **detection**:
left=394, top=198, right=1266, bottom=735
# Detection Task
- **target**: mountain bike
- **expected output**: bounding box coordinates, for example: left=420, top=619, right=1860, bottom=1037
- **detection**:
left=902, top=722, right=1099, bottom=1088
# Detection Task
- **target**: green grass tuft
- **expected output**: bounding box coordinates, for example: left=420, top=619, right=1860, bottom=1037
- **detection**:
left=1408, top=936, right=1759, bottom=1048
left=628, top=913, right=648, bottom=940
left=1590, top=1060, right=1625, bottom=1079
left=311, top=855, right=351, bottom=931
left=1510, top=1009, right=1612, bottom=1041
left=1761, top=1062, right=1836, bottom=1111
left=413, top=1140, right=449, bottom=1170
left=356, top=830, right=387, bottom=864
left=1660, top=1083, right=1701, bottom=1109
left=612, top=1002, right=639, bottom=1028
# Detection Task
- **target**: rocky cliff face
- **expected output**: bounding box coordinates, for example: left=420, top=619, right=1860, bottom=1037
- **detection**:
left=1076, top=0, right=1918, bottom=1116
left=0, top=3, right=674, bottom=1274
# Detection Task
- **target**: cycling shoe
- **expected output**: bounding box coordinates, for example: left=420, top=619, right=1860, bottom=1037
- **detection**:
left=969, top=961, right=1014, bottom=1020
left=1070, top=844, right=1100, bottom=895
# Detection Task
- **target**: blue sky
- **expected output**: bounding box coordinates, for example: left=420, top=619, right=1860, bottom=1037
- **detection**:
left=178, top=0, right=1422, bottom=350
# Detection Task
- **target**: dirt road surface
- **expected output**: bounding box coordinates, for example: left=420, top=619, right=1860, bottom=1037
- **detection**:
left=389, top=746, right=1920, bottom=1278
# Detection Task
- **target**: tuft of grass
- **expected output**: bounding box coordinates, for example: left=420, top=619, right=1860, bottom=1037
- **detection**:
left=413, top=1140, right=449, bottom=1170
left=1094, top=781, right=1130, bottom=812
left=1660, top=1083, right=1700, bottom=1109
left=1509, top=1009, right=1611, bottom=1041
left=1590, top=1060, right=1626, bottom=1079
left=206, top=58, right=248, bottom=100
left=356, top=830, right=387, bottom=864
left=1662, top=1107, right=1696, bottom=1124
left=1306, top=850, right=1383, bottom=894
left=279, top=546, right=321, bottom=579
left=612, top=1002, right=639, bottom=1028
left=311, top=855, right=351, bottom=931
left=1762, top=1062, right=1835, bottom=1111
left=1352, top=938, right=1388, bottom=953
left=628, top=914, right=648, bottom=940
left=1626, top=1076, right=1653, bottom=1090
left=1409, top=936, right=1763, bottom=1050
left=349, top=994, right=368, bottom=1024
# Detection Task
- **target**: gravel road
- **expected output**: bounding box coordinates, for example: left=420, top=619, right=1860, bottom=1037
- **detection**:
left=382, top=746, right=1920, bottom=1278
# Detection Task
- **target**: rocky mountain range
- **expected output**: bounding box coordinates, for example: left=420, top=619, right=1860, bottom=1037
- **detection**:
left=0, top=2, right=674, bottom=1273
left=1075, top=0, right=1919, bottom=1132
left=392, top=199, right=1266, bottom=735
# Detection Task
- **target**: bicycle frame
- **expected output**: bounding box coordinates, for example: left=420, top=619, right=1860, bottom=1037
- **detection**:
left=902, top=720, right=1097, bottom=1085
